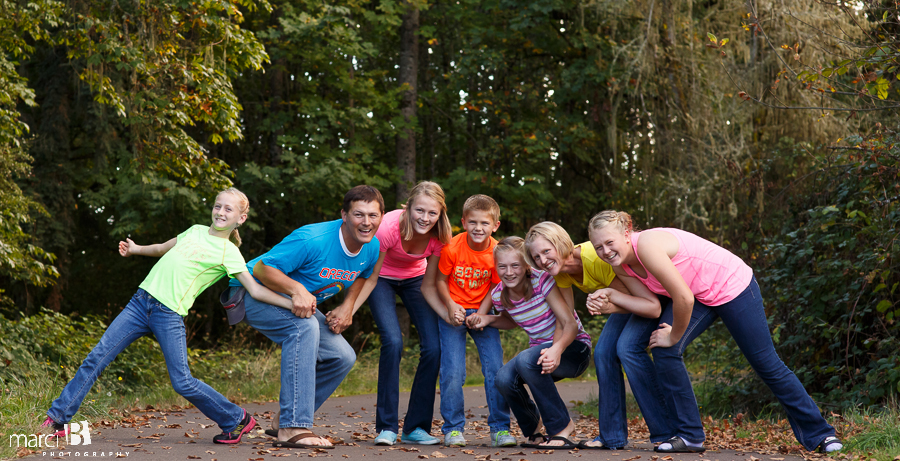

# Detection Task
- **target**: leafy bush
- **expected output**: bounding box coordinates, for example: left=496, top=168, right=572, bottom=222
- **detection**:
left=696, top=134, right=900, bottom=413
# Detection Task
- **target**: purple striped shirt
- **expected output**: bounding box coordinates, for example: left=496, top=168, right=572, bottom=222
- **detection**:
left=492, top=270, right=592, bottom=347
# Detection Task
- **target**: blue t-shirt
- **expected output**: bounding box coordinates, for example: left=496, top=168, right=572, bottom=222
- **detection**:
left=230, top=219, right=379, bottom=303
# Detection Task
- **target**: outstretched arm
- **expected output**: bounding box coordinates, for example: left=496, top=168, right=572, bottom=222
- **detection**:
left=637, top=231, right=693, bottom=348
left=254, top=260, right=317, bottom=318
left=421, top=254, right=454, bottom=324
left=538, top=285, right=579, bottom=374
left=353, top=252, right=387, bottom=312
left=326, top=273, right=369, bottom=334
left=119, top=237, right=177, bottom=258
left=587, top=273, right=661, bottom=318
left=234, top=271, right=293, bottom=310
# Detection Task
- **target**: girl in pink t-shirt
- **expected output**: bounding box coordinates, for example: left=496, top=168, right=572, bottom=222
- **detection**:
left=359, top=181, right=452, bottom=446
left=587, top=210, right=841, bottom=455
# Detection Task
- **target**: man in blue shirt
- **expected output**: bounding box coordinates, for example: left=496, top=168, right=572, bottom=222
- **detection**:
left=233, top=185, right=384, bottom=449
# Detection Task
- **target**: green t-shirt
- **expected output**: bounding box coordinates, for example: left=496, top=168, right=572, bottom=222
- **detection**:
left=553, top=242, right=617, bottom=293
left=139, top=225, right=247, bottom=316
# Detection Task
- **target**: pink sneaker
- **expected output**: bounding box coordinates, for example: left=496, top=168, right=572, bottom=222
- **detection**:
left=41, top=416, right=68, bottom=440
left=213, top=409, right=256, bottom=444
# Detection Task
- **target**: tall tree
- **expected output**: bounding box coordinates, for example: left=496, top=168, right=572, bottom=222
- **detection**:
left=396, top=0, right=421, bottom=201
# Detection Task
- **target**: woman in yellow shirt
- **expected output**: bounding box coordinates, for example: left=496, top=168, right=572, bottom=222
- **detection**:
left=524, top=222, right=672, bottom=450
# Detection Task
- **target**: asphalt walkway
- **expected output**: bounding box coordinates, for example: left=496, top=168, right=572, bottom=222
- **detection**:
left=26, top=381, right=809, bottom=461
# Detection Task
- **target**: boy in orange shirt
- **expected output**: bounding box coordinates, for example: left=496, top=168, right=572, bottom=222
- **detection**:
left=423, top=195, right=514, bottom=447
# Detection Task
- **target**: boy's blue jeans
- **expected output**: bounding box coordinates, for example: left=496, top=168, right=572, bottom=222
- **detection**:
left=241, top=288, right=356, bottom=429
left=438, top=309, right=511, bottom=434
left=495, top=340, right=590, bottom=437
left=593, top=312, right=674, bottom=447
left=651, top=277, right=836, bottom=451
left=47, top=289, right=244, bottom=432
left=369, top=275, right=441, bottom=435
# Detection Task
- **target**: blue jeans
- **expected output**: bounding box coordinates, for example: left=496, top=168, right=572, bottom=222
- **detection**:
left=241, top=288, right=356, bottom=428
left=438, top=309, right=510, bottom=433
left=47, top=289, right=243, bottom=431
left=651, top=277, right=835, bottom=450
left=369, top=275, right=441, bottom=434
left=594, top=312, right=673, bottom=446
left=495, top=340, right=590, bottom=437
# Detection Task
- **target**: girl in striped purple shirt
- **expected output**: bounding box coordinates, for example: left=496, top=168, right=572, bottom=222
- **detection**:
left=466, top=236, right=591, bottom=449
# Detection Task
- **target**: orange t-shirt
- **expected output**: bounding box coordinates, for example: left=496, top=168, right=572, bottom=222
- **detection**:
left=438, top=232, right=501, bottom=309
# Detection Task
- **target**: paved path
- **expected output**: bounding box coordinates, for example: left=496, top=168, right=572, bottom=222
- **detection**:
left=27, top=381, right=807, bottom=461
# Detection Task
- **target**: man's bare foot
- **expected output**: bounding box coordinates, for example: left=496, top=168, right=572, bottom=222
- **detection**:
left=278, top=427, right=333, bottom=447
left=538, top=419, right=576, bottom=447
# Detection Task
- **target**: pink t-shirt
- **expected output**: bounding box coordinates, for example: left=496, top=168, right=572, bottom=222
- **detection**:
left=622, top=228, right=753, bottom=306
left=376, top=209, right=444, bottom=280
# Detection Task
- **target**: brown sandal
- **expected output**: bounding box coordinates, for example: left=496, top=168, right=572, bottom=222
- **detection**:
left=272, top=429, right=335, bottom=449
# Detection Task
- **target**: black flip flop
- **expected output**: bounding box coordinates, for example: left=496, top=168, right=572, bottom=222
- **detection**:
left=520, top=433, right=549, bottom=448
left=264, top=429, right=278, bottom=437
left=538, top=436, right=578, bottom=449
left=654, top=436, right=705, bottom=453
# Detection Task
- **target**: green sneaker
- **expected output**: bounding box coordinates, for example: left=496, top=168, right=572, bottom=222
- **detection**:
left=444, top=430, right=466, bottom=447
left=491, top=430, right=517, bottom=447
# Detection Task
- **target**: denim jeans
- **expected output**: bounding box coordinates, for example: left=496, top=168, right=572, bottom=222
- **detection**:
left=651, top=277, right=836, bottom=450
left=495, top=340, right=590, bottom=437
left=438, top=309, right=510, bottom=433
left=369, top=275, right=441, bottom=434
left=241, top=288, right=356, bottom=429
left=47, top=289, right=244, bottom=431
left=594, top=312, right=673, bottom=446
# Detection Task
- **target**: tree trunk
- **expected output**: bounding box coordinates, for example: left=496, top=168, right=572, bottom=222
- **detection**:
left=396, top=1, right=419, bottom=202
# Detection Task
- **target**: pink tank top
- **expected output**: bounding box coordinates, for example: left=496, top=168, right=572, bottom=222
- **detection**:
left=622, top=228, right=753, bottom=306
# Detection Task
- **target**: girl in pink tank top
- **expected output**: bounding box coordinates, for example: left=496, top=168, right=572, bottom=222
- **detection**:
left=587, top=211, right=841, bottom=455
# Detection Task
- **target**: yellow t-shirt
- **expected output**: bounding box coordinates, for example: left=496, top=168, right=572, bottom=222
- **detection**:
left=552, top=242, right=616, bottom=293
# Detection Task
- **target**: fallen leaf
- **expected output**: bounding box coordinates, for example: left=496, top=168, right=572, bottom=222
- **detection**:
left=431, top=451, right=448, bottom=458
left=187, top=457, right=201, bottom=460
left=205, top=451, right=215, bottom=455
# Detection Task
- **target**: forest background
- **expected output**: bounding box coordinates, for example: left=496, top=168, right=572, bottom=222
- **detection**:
left=1, top=0, right=898, bottom=421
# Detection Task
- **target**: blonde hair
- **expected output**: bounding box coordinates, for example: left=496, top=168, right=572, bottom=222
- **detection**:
left=494, top=236, right=534, bottom=311
left=218, top=187, right=250, bottom=247
left=523, top=221, right=574, bottom=268
left=588, top=210, right=634, bottom=237
left=399, top=181, right=452, bottom=245
left=462, top=194, right=501, bottom=223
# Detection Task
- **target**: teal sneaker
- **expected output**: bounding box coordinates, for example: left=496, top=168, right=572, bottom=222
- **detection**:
left=444, top=430, right=466, bottom=447
left=374, top=430, right=398, bottom=446
left=491, top=430, right=517, bottom=447
left=402, top=427, right=440, bottom=445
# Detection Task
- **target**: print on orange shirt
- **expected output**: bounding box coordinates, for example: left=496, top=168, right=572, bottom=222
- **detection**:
left=453, top=265, right=493, bottom=290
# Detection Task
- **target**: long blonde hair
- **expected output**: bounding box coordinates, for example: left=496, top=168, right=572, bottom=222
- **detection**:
left=218, top=187, right=250, bottom=247
left=494, top=236, right=534, bottom=311
left=399, top=181, right=452, bottom=245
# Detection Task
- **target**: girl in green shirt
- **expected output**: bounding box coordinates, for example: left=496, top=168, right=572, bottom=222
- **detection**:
left=43, top=188, right=292, bottom=445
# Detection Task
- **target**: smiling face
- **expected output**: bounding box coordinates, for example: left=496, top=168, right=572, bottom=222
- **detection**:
left=528, top=235, right=564, bottom=276
left=589, top=226, right=631, bottom=267
left=495, top=249, right=527, bottom=291
left=341, top=200, right=384, bottom=250
left=408, top=195, right=442, bottom=236
left=210, top=193, right=247, bottom=231
left=462, top=210, right=500, bottom=248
